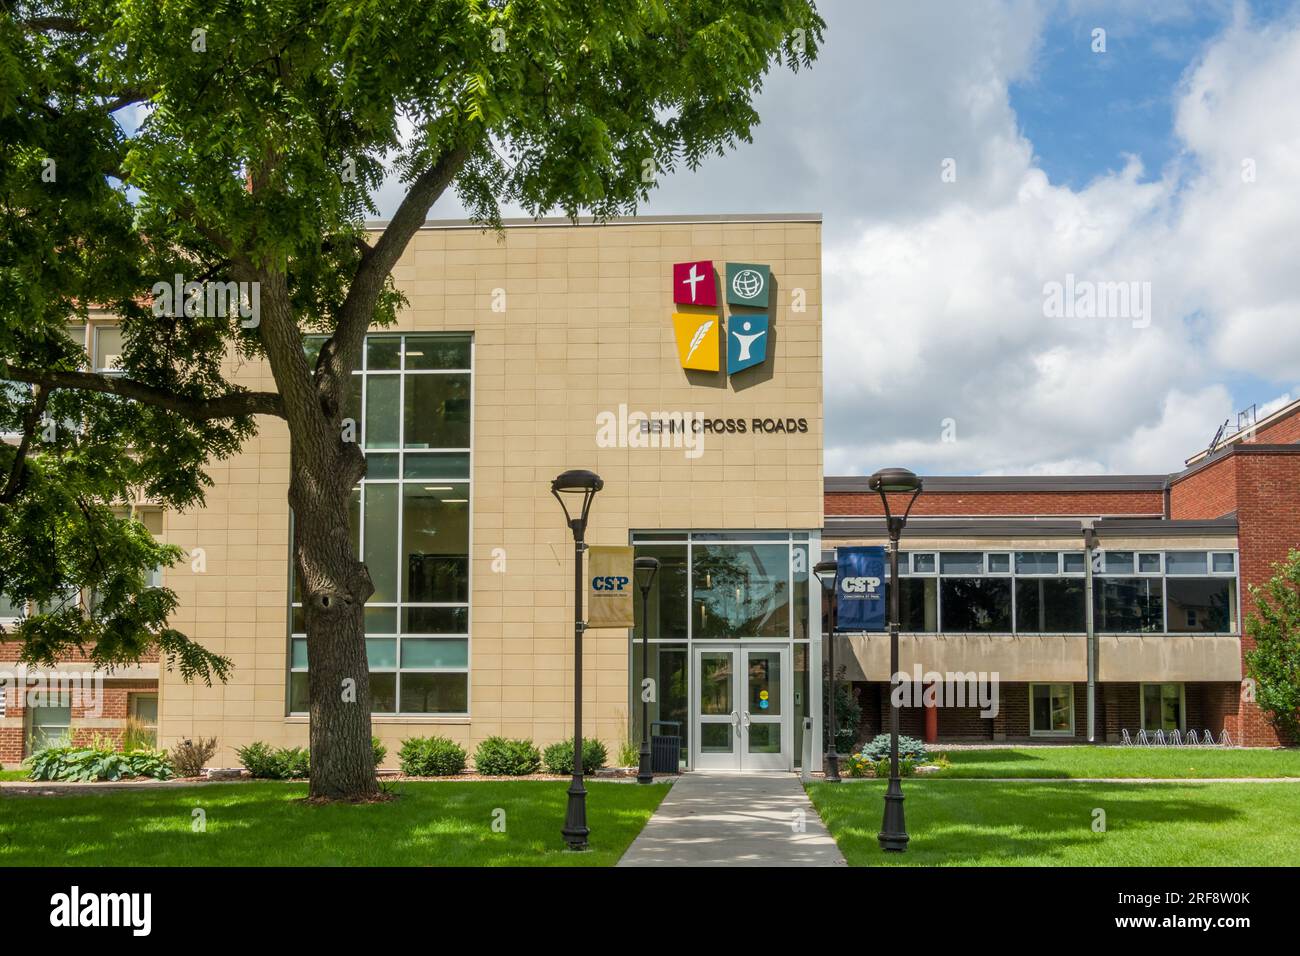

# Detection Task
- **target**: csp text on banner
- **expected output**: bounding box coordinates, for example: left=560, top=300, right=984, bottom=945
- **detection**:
left=835, top=546, right=886, bottom=632
left=587, top=545, right=635, bottom=629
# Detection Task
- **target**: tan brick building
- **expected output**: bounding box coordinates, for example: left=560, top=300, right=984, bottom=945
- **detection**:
left=145, top=212, right=823, bottom=770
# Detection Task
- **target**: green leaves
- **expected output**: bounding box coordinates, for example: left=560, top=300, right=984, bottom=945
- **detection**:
left=24, top=743, right=175, bottom=782
left=2, top=0, right=822, bottom=705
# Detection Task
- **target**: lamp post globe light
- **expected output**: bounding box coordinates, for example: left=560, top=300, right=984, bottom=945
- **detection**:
left=634, top=556, right=661, bottom=784
left=866, top=467, right=924, bottom=853
left=812, top=560, right=842, bottom=783
left=550, top=469, right=604, bottom=850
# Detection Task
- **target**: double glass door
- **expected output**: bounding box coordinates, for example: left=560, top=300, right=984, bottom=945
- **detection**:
left=694, top=645, right=789, bottom=771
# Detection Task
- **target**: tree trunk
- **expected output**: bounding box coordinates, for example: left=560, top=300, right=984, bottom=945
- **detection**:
left=291, top=466, right=378, bottom=801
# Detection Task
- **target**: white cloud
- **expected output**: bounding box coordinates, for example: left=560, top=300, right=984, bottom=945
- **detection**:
left=368, top=1, right=1300, bottom=479
left=819, top=2, right=1300, bottom=476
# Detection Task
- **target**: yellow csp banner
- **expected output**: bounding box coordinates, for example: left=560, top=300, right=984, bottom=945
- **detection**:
left=587, top=546, right=635, bottom=629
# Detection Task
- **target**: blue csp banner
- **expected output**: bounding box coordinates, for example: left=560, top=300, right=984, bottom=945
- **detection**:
left=835, top=546, right=886, bottom=632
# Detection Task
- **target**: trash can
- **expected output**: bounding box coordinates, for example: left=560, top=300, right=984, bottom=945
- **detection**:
left=650, top=721, right=682, bottom=774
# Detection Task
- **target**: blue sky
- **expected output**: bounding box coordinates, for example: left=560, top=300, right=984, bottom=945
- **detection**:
left=1012, top=1, right=1296, bottom=189
left=1003, top=0, right=1300, bottom=459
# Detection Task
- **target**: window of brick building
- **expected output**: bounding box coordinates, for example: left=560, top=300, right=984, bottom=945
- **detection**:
left=1141, top=683, right=1185, bottom=732
left=1029, top=683, right=1074, bottom=736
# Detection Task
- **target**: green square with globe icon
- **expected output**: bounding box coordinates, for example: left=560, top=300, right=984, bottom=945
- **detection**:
left=724, top=262, right=771, bottom=308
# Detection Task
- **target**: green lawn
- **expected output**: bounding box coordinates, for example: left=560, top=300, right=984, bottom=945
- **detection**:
left=0, top=780, right=670, bottom=866
left=928, top=746, right=1300, bottom=779
left=808, top=779, right=1300, bottom=866
left=0, top=770, right=28, bottom=781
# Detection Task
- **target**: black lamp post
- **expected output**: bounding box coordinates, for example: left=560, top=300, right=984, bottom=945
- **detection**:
left=634, top=556, right=660, bottom=784
left=551, top=469, right=604, bottom=850
left=813, top=560, right=842, bottom=783
left=868, top=466, right=924, bottom=853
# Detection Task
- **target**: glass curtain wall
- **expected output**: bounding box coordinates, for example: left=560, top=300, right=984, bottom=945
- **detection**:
left=630, top=532, right=813, bottom=768
left=290, top=333, right=472, bottom=715
left=823, top=548, right=1238, bottom=635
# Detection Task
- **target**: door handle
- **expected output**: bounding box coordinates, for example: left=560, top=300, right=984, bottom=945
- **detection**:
left=741, top=711, right=751, bottom=727
left=732, top=711, right=740, bottom=737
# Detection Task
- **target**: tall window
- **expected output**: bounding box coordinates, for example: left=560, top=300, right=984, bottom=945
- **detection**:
left=290, top=333, right=472, bottom=715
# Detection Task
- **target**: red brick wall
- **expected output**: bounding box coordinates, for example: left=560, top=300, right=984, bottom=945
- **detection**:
left=0, top=645, right=160, bottom=665
left=1169, top=455, right=1238, bottom=519
left=1170, top=447, right=1300, bottom=746
left=0, top=679, right=157, bottom=764
left=827, top=490, right=1164, bottom=517
left=1251, top=411, right=1300, bottom=445
left=1226, top=452, right=1300, bottom=745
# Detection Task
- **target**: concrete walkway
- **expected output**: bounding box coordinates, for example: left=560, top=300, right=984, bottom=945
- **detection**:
left=618, top=772, right=846, bottom=867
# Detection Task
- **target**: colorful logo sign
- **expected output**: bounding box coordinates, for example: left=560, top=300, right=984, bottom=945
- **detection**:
left=671, top=261, right=772, bottom=375
left=727, top=315, right=769, bottom=375
left=725, top=262, right=770, bottom=308
left=673, top=260, right=716, bottom=307
left=672, top=313, right=720, bottom=371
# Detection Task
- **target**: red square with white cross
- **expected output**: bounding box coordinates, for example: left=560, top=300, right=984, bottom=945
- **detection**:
left=673, top=260, right=716, bottom=307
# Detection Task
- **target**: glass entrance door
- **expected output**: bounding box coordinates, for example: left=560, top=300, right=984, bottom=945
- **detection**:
left=741, top=647, right=787, bottom=770
left=693, top=645, right=789, bottom=771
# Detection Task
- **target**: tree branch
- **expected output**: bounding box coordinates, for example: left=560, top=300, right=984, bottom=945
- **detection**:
left=19, top=16, right=91, bottom=33
left=0, top=384, right=48, bottom=504
left=101, top=88, right=152, bottom=113
left=0, top=366, right=284, bottom=421
left=328, top=140, right=474, bottom=379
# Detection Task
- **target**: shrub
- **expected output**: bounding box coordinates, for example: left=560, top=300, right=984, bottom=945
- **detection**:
left=122, top=718, right=157, bottom=752
left=234, top=741, right=276, bottom=778
left=618, top=739, right=639, bottom=767
left=236, top=739, right=382, bottom=779
left=236, top=741, right=310, bottom=779
left=857, top=733, right=931, bottom=764
left=867, top=757, right=916, bottom=778
left=170, top=738, right=218, bottom=778
left=824, top=668, right=862, bottom=754
left=845, top=752, right=874, bottom=778
left=474, top=736, right=541, bottom=776
left=398, top=736, right=468, bottom=776
left=542, top=738, right=608, bottom=776
left=25, top=745, right=174, bottom=782
left=279, top=747, right=310, bottom=778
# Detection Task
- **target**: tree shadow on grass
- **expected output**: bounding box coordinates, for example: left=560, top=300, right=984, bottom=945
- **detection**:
left=809, top=781, right=1253, bottom=867
left=0, top=781, right=669, bottom=867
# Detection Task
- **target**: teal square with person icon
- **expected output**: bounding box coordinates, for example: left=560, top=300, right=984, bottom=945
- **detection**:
left=724, top=262, right=771, bottom=308
left=727, top=314, right=769, bottom=374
